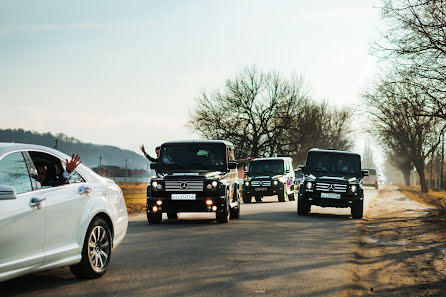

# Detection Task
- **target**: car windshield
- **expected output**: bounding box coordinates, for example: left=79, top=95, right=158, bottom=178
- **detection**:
left=157, top=143, right=227, bottom=173
left=249, top=160, right=284, bottom=176
left=305, top=151, right=361, bottom=178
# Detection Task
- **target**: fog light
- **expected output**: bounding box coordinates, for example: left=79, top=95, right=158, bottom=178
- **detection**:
left=212, top=181, right=218, bottom=187
left=152, top=206, right=158, bottom=212
left=206, top=199, right=213, bottom=205
left=212, top=206, right=217, bottom=211
left=156, top=200, right=162, bottom=206
left=206, top=184, right=213, bottom=190
left=156, top=184, right=163, bottom=190
left=273, top=180, right=278, bottom=185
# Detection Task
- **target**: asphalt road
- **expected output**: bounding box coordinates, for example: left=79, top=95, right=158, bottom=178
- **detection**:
left=1, top=188, right=378, bottom=297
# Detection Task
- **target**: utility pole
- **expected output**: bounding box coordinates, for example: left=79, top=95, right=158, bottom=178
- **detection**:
left=54, top=137, right=59, bottom=149
left=98, top=155, right=102, bottom=167
left=125, top=158, right=129, bottom=182
left=441, top=132, right=444, bottom=190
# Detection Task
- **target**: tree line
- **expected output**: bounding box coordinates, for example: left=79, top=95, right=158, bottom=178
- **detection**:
left=188, top=66, right=353, bottom=165
left=363, top=0, right=446, bottom=192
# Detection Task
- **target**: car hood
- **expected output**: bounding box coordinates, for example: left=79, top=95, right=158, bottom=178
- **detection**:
left=160, top=171, right=224, bottom=179
left=306, top=175, right=360, bottom=184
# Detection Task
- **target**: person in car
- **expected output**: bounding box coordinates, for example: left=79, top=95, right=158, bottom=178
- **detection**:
left=35, top=154, right=81, bottom=187
left=140, top=145, right=160, bottom=162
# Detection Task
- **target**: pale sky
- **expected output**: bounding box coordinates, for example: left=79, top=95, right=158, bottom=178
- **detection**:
left=0, top=0, right=382, bottom=156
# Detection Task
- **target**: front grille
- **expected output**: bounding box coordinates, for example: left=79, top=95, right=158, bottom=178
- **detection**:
left=251, top=180, right=271, bottom=187
left=316, top=183, right=347, bottom=193
left=165, top=181, right=204, bottom=192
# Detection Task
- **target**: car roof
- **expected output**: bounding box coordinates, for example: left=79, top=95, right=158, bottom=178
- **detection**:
left=250, top=157, right=292, bottom=162
left=308, top=148, right=360, bottom=156
left=161, top=140, right=234, bottom=147
left=0, top=143, right=65, bottom=157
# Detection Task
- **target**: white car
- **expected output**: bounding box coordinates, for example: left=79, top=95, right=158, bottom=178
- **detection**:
left=0, top=143, right=128, bottom=282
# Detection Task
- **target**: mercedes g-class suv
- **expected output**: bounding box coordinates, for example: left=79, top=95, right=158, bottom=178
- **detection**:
left=147, top=140, right=241, bottom=224
left=297, top=149, right=368, bottom=219
left=242, top=157, right=296, bottom=203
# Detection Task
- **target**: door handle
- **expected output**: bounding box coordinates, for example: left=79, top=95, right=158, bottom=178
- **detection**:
left=30, top=197, right=46, bottom=209
left=78, top=185, right=91, bottom=194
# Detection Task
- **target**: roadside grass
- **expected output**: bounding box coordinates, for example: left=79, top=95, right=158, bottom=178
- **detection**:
left=398, top=185, right=446, bottom=210
left=117, top=182, right=147, bottom=215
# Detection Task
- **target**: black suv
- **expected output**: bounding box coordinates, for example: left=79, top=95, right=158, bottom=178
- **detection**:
left=297, top=149, right=368, bottom=219
left=242, top=157, right=296, bottom=203
left=147, top=140, right=241, bottom=224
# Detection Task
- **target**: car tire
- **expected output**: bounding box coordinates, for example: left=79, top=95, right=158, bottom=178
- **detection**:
left=147, top=212, right=162, bottom=224
left=230, top=200, right=240, bottom=219
left=70, top=217, right=112, bottom=279
left=288, top=190, right=296, bottom=201
left=216, top=197, right=230, bottom=223
left=255, top=196, right=262, bottom=202
left=167, top=212, right=179, bottom=220
left=278, top=188, right=286, bottom=202
left=242, top=194, right=252, bottom=203
left=297, top=197, right=310, bottom=215
left=351, top=200, right=363, bottom=219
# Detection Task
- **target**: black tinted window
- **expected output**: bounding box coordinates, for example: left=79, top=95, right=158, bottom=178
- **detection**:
left=157, top=144, right=227, bottom=172
left=0, top=152, right=32, bottom=194
left=305, top=152, right=361, bottom=177
left=249, top=160, right=284, bottom=176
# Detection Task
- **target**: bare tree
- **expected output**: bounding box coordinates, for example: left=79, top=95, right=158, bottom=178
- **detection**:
left=363, top=75, right=445, bottom=192
left=188, top=66, right=308, bottom=158
left=375, top=0, right=446, bottom=119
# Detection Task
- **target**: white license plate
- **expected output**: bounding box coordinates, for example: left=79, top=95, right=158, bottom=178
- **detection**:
left=255, top=187, right=267, bottom=191
left=321, top=192, right=341, bottom=199
left=171, top=194, right=196, bottom=200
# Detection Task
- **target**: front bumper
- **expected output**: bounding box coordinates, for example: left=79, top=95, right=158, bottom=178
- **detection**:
left=242, top=184, right=284, bottom=196
left=300, top=191, right=363, bottom=208
left=147, top=194, right=226, bottom=213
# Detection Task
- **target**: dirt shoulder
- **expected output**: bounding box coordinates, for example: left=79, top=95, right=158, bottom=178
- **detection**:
left=344, top=185, right=446, bottom=297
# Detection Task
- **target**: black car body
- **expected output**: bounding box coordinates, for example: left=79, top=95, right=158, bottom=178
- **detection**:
left=297, top=149, right=368, bottom=219
left=146, top=140, right=240, bottom=224
left=242, top=157, right=296, bottom=203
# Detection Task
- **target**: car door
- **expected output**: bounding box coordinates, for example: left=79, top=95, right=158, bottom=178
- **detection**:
left=28, top=151, right=88, bottom=263
left=0, top=151, right=45, bottom=278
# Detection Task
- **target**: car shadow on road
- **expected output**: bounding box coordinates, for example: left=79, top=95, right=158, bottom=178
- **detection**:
left=0, top=267, right=85, bottom=296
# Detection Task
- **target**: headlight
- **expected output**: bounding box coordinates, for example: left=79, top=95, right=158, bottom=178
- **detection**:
left=152, top=181, right=158, bottom=188
left=245, top=181, right=250, bottom=187
left=212, top=181, right=218, bottom=187
left=206, top=184, right=213, bottom=190
left=350, top=185, right=357, bottom=193
left=273, top=180, right=278, bottom=185
left=305, top=182, right=313, bottom=190
left=156, top=183, right=163, bottom=190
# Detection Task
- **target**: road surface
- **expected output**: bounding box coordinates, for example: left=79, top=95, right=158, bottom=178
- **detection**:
left=1, top=189, right=378, bottom=297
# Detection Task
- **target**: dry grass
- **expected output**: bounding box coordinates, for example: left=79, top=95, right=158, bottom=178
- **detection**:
left=117, top=182, right=147, bottom=215
left=398, top=185, right=446, bottom=210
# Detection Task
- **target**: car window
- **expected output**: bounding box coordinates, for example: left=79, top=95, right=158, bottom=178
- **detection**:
left=28, top=151, right=67, bottom=188
left=68, top=169, right=86, bottom=184
left=0, top=152, right=33, bottom=194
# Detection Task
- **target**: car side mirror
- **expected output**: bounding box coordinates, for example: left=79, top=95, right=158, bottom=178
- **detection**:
left=362, top=170, right=369, bottom=177
left=150, top=162, right=157, bottom=170
left=0, top=185, right=17, bottom=200
left=228, top=162, right=237, bottom=170
left=297, top=165, right=305, bottom=172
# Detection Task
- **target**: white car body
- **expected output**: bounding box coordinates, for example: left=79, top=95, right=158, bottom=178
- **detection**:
left=0, top=143, right=128, bottom=282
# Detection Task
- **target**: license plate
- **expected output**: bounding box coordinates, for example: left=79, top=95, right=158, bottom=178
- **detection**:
left=171, top=194, right=196, bottom=200
left=321, top=192, right=341, bottom=199
left=255, top=187, right=267, bottom=191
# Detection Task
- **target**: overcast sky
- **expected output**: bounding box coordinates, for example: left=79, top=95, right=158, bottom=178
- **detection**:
left=0, top=0, right=382, bottom=156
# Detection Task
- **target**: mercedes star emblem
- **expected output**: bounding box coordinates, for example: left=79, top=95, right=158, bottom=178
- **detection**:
left=180, top=182, right=189, bottom=190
